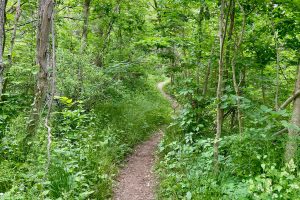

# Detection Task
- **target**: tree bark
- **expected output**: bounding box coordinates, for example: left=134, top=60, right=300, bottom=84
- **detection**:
left=97, top=0, right=121, bottom=67
left=77, top=0, right=91, bottom=96
left=81, top=0, right=91, bottom=52
left=224, top=0, right=234, bottom=84
left=1, top=0, right=21, bottom=99
left=284, top=62, right=300, bottom=162
left=8, top=0, right=21, bottom=64
left=261, top=68, right=266, bottom=103
left=280, top=90, right=300, bottom=110
left=203, top=40, right=216, bottom=97
left=231, top=0, right=246, bottom=135
left=214, top=0, right=228, bottom=173
left=274, top=30, right=280, bottom=110
left=0, top=0, right=7, bottom=100
left=25, top=0, right=54, bottom=149
left=45, top=9, right=56, bottom=175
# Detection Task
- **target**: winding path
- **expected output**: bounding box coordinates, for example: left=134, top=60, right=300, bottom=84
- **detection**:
left=113, top=80, right=177, bottom=200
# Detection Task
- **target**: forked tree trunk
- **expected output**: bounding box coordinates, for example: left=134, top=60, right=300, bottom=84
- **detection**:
left=0, top=0, right=7, bottom=100
left=25, top=0, right=54, bottom=150
left=284, top=62, right=300, bottom=163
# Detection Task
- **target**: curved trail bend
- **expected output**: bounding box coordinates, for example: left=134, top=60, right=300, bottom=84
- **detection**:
left=113, top=80, right=177, bottom=200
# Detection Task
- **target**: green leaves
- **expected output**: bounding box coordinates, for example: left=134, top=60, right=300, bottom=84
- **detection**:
left=55, top=96, right=74, bottom=107
left=248, top=162, right=300, bottom=199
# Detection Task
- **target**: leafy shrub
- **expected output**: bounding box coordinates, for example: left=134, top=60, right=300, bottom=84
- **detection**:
left=248, top=160, right=300, bottom=199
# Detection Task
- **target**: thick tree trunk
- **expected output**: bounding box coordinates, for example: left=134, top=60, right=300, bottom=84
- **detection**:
left=284, top=62, right=300, bottom=163
left=0, top=0, right=7, bottom=100
left=45, top=9, right=56, bottom=174
left=25, top=0, right=54, bottom=146
left=214, top=0, right=227, bottom=173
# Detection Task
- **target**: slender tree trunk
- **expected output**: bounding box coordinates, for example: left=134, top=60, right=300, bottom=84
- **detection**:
left=261, top=68, right=266, bottom=103
left=224, top=0, right=234, bottom=85
left=8, top=0, right=21, bottom=64
left=2, top=0, right=21, bottom=99
left=0, top=0, right=7, bottom=100
left=81, top=0, right=90, bottom=52
left=203, top=41, right=216, bottom=96
left=97, top=0, right=121, bottom=67
left=284, top=61, right=300, bottom=163
left=274, top=30, right=280, bottom=110
left=25, top=0, right=54, bottom=150
left=77, top=0, right=91, bottom=96
left=231, top=1, right=246, bottom=135
left=214, top=0, right=228, bottom=173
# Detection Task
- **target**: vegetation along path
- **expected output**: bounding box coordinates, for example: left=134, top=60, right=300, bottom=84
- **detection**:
left=113, top=80, right=177, bottom=200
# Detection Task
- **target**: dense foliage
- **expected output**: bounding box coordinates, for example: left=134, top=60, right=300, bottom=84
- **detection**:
left=155, top=0, right=300, bottom=199
left=0, top=0, right=171, bottom=199
left=0, top=0, right=299, bottom=199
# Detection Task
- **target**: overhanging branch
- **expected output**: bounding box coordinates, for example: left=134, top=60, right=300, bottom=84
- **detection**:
left=279, top=90, right=300, bottom=110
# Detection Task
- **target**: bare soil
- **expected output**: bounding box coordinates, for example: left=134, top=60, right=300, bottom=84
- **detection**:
left=113, top=80, right=175, bottom=200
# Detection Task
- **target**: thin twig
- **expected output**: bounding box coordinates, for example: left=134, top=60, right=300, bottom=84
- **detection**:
left=272, top=128, right=288, bottom=137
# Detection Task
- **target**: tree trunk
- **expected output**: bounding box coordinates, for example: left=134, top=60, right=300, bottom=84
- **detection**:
left=224, top=0, right=234, bottom=86
left=214, top=0, right=227, bottom=173
left=0, top=0, right=7, bottom=100
left=284, top=61, right=300, bottom=163
left=203, top=41, right=216, bottom=97
left=8, top=0, right=21, bottom=64
left=274, top=30, right=280, bottom=110
left=81, top=0, right=91, bottom=51
left=77, top=0, right=91, bottom=96
left=1, top=0, right=21, bottom=99
left=231, top=1, right=246, bottom=135
left=45, top=8, right=56, bottom=174
left=25, top=0, right=54, bottom=149
left=261, top=68, right=266, bottom=103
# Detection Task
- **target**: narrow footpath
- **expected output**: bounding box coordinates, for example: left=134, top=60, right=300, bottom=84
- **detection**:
left=113, top=80, right=178, bottom=200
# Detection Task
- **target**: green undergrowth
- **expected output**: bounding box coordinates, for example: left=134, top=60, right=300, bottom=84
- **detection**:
left=0, top=75, right=171, bottom=199
left=157, top=83, right=300, bottom=200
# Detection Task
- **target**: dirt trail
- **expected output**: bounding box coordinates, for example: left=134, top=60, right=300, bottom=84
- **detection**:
left=113, top=80, right=176, bottom=200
